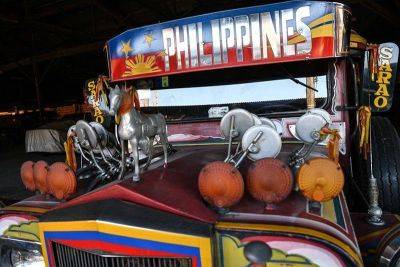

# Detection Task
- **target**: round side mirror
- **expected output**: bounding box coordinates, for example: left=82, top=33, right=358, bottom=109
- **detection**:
left=243, top=241, right=272, bottom=264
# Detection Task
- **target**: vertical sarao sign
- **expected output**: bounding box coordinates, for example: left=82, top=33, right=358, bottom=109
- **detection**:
left=362, top=43, right=399, bottom=112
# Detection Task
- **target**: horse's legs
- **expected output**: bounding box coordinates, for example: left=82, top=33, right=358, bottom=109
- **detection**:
left=118, top=140, right=126, bottom=180
left=129, top=137, right=140, bottom=182
left=155, top=115, right=169, bottom=168
left=143, top=137, right=154, bottom=170
left=160, top=133, right=168, bottom=168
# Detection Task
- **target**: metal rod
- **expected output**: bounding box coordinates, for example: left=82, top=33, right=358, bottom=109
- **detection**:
left=76, top=141, right=92, bottom=163
left=226, top=141, right=242, bottom=163
left=98, top=146, right=116, bottom=172
left=115, top=124, right=120, bottom=145
left=224, top=116, right=235, bottom=162
left=118, top=140, right=126, bottom=180
left=89, top=150, right=106, bottom=174
left=234, top=131, right=263, bottom=168
left=367, top=103, right=384, bottom=225
left=105, top=147, right=121, bottom=164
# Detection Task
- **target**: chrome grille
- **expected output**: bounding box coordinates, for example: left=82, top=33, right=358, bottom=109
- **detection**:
left=52, top=242, right=192, bottom=267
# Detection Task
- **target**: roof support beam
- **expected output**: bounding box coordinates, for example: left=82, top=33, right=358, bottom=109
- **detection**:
left=347, top=0, right=400, bottom=25
left=130, top=0, right=169, bottom=21
left=29, top=0, right=90, bottom=20
left=0, top=13, right=18, bottom=23
left=0, top=42, right=103, bottom=74
left=92, top=0, right=126, bottom=27
left=32, top=21, right=77, bottom=36
left=25, top=0, right=43, bottom=121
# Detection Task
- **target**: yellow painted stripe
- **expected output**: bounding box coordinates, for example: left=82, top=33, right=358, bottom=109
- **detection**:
left=288, top=24, right=333, bottom=45
left=98, top=222, right=213, bottom=266
left=38, top=224, right=50, bottom=267
left=287, top=34, right=306, bottom=45
left=39, top=220, right=212, bottom=267
left=216, top=222, right=362, bottom=266
left=321, top=199, right=337, bottom=224
left=350, top=33, right=367, bottom=45
left=1, top=206, right=48, bottom=214
left=311, top=24, right=334, bottom=38
left=308, top=13, right=334, bottom=29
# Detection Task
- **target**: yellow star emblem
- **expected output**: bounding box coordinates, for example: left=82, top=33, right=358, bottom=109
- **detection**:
left=120, top=40, right=133, bottom=57
left=144, top=34, right=154, bottom=47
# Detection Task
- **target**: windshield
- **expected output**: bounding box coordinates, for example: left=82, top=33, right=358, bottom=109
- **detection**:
left=135, top=60, right=331, bottom=121
left=138, top=76, right=326, bottom=106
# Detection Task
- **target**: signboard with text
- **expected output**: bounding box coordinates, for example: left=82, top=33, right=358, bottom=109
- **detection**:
left=362, top=43, right=399, bottom=112
left=107, top=1, right=349, bottom=81
left=84, top=78, right=111, bottom=126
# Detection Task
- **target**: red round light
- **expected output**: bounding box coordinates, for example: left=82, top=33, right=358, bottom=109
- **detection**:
left=20, top=161, right=35, bottom=191
left=33, top=161, right=49, bottom=194
left=246, top=158, right=293, bottom=204
left=198, top=161, right=244, bottom=208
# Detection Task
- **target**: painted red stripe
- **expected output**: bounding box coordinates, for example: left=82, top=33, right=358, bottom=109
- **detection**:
left=52, top=239, right=198, bottom=267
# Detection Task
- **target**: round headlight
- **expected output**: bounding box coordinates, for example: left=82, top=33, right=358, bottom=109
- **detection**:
left=10, top=249, right=44, bottom=267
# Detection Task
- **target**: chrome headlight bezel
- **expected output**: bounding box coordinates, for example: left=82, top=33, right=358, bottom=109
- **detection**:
left=0, top=236, right=44, bottom=267
left=10, top=248, right=44, bottom=267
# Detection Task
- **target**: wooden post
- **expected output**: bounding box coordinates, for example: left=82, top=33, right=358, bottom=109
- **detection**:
left=306, top=77, right=316, bottom=109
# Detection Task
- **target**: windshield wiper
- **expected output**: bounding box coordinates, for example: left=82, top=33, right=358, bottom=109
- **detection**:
left=279, top=66, right=318, bottom=92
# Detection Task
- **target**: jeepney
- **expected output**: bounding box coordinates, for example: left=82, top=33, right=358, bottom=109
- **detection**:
left=1, top=1, right=400, bottom=266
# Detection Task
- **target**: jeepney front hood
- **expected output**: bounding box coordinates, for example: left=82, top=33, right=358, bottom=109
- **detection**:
left=2, top=144, right=356, bottom=228
left=0, top=145, right=364, bottom=266
left=48, top=144, right=361, bottom=253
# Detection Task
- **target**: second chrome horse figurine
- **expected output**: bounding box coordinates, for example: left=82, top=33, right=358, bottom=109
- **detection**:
left=108, top=85, right=168, bottom=181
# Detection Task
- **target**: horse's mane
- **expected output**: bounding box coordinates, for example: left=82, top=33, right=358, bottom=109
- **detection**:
left=118, top=89, right=140, bottom=115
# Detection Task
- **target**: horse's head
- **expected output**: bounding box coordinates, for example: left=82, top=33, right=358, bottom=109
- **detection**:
left=108, top=85, right=122, bottom=116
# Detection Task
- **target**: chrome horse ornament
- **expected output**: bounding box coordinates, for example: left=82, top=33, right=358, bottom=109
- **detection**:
left=108, top=85, right=168, bottom=181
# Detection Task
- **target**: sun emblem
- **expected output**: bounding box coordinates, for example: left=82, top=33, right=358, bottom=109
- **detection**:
left=158, top=50, right=167, bottom=57
left=122, top=54, right=161, bottom=77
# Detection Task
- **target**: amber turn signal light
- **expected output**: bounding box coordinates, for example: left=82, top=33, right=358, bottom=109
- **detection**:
left=297, top=158, right=344, bottom=202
